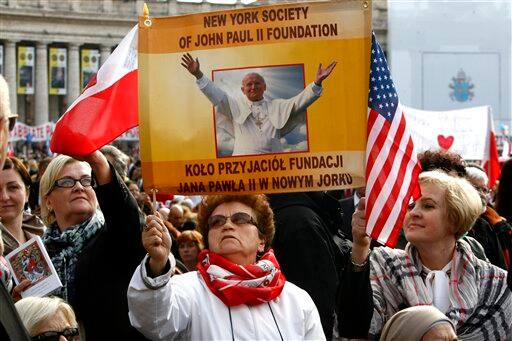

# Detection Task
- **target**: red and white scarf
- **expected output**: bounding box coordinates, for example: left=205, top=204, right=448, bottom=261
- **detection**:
left=197, top=249, right=286, bottom=307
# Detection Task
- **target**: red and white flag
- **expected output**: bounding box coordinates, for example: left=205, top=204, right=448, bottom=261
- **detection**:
left=51, top=25, right=138, bottom=156
left=365, top=33, right=422, bottom=247
left=483, top=108, right=501, bottom=188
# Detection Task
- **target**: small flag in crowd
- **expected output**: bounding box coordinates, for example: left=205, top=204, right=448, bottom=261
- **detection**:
left=483, top=109, right=501, bottom=188
left=50, top=25, right=138, bottom=156
left=365, top=33, right=422, bottom=247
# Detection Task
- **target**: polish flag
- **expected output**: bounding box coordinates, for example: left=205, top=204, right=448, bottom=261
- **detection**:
left=50, top=25, right=138, bottom=156
left=483, top=108, right=501, bottom=188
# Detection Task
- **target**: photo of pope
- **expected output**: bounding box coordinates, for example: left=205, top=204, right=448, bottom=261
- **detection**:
left=181, top=53, right=336, bottom=156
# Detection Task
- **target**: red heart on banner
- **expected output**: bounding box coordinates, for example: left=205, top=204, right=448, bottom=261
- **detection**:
left=437, top=135, right=454, bottom=150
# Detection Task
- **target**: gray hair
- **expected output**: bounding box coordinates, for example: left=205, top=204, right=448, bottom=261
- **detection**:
left=15, top=296, right=78, bottom=336
left=100, top=145, right=129, bottom=179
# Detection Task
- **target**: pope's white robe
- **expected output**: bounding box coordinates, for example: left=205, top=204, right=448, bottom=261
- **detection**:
left=196, top=76, right=323, bottom=156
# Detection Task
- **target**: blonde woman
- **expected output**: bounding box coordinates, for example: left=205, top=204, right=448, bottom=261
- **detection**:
left=339, top=171, right=511, bottom=339
left=39, top=151, right=146, bottom=340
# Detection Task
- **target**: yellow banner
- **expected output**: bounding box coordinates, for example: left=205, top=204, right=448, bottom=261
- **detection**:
left=49, top=47, right=67, bottom=95
left=17, top=46, right=35, bottom=95
left=80, top=49, right=100, bottom=91
left=139, top=0, right=371, bottom=195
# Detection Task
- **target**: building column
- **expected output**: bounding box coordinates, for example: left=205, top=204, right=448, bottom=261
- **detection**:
left=4, top=40, right=17, bottom=116
left=67, top=43, right=80, bottom=105
left=100, top=44, right=111, bottom=66
left=34, top=41, right=48, bottom=125
left=102, top=0, right=113, bottom=13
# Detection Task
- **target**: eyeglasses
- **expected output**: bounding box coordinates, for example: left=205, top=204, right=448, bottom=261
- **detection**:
left=31, top=327, right=79, bottom=341
left=207, top=212, right=258, bottom=229
left=476, top=186, right=491, bottom=194
left=53, top=177, right=94, bottom=189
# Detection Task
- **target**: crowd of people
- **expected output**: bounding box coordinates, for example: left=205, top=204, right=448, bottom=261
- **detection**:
left=0, top=73, right=511, bottom=341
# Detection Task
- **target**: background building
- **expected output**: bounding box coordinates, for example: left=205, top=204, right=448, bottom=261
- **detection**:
left=388, top=0, right=511, bottom=136
left=0, top=0, right=388, bottom=126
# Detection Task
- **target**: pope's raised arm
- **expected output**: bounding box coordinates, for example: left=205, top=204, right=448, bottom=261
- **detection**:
left=181, top=53, right=203, bottom=80
left=315, top=61, right=337, bottom=86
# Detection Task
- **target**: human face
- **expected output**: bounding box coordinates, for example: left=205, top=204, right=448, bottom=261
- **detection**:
left=468, top=176, right=489, bottom=209
left=168, top=206, right=184, bottom=228
left=207, top=201, right=265, bottom=266
left=0, top=168, right=28, bottom=224
left=31, top=310, right=78, bottom=341
left=404, top=183, right=455, bottom=246
left=45, top=162, right=97, bottom=229
left=241, top=74, right=266, bottom=102
left=178, top=241, right=199, bottom=265
left=128, top=183, right=140, bottom=197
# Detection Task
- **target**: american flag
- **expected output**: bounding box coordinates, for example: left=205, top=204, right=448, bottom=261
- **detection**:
left=365, top=33, right=422, bottom=247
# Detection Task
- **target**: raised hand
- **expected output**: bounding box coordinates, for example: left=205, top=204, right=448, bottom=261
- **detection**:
left=315, top=61, right=337, bottom=86
left=142, top=214, right=172, bottom=277
left=351, top=197, right=371, bottom=264
left=181, top=53, right=203, bottom=79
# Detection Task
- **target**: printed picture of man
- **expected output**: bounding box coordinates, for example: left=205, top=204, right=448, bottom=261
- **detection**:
left=181, top=53, right=336, bottom=157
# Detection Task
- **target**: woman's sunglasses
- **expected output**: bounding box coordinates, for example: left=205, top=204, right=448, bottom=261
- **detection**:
left=31, top=327, right=79, bottom=341
left=207, top=212, right=258, bottom=229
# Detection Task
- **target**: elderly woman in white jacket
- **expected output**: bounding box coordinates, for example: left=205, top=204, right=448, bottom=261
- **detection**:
left=128, top=194, right=325, bottom=340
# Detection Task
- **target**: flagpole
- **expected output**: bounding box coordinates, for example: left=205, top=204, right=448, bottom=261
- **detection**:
left=143, top=3, right=151, bottom=27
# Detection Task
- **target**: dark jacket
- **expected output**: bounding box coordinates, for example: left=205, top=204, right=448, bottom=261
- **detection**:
left=0, top=281, right=30, bottom=341
left=337, top=260, right=374, bottom=339
left=269, top=192, right=351, bottom=339
left=468, top=216, right=509, bottom=270
left=73, top=166, right=147, bottom=340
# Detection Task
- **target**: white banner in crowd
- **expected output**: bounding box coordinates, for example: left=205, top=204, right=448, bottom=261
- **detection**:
left=9, top=122, right=55, bottom=142
left=404, top=105, right=491, bottom=160
left=9, top=122, right=139, bottom=143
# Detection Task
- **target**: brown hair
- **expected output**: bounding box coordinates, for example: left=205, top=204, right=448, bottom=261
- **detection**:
left=418, top=150, right=467, bottom=177
left=197, top=195, right=275, bottom=251
left=177, top=230, right=205, bottom=250
left=3, top=157, right=32, bottom=188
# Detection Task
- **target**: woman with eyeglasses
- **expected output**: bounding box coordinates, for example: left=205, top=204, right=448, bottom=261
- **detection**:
left=128, top=195, right=325, bottom=340
left=0, top=157, right=45, bottom=256
left=38, top=151, right=147, bottom=340
left=15, top=296, right=79, bottom=341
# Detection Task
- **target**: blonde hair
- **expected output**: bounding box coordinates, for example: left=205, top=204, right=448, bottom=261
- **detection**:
left=419, top=170, right=482, bottom=238
left=39, top=155, right=92, bottom=226
left=15, top=296, right=77, bottom=336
